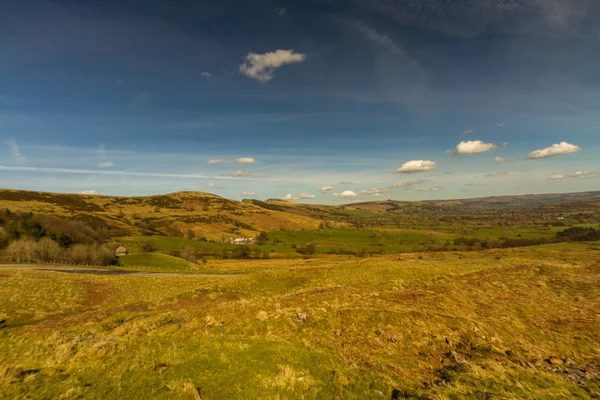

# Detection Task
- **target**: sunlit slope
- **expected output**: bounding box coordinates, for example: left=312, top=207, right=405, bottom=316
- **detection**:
left=0, top=189, right=322, bottom=236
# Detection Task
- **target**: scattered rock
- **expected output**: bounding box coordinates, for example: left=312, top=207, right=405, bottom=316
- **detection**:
left=296, top=312, right=307, bottom=322
left=449, top=351, right=469, bottom=365
left=153, top=363, right=168, bottom=373
left=334, top=329, right=342, bottom=336
left=548, top=358, right=564, bottom=366
left=526, top=362, right=537, bottom=370
left=388, top=336, right=397, bottom=343
left=564, top=358, right=576, bottom=367
left=445, top=338, right=453, bottom=346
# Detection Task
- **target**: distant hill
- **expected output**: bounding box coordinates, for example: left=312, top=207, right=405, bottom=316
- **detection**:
left=0, top=189, right=322, bottom=239
left=0, top=189, right=598, bottom=237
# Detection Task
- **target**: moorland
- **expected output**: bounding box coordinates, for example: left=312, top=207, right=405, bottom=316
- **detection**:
left=1, top=188, right=599, bottom=399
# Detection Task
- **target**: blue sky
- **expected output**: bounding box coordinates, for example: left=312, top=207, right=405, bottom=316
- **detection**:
left=1, top=0, right=599, bottom=203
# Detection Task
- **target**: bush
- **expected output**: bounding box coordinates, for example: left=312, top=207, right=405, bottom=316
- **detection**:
left=256, top=231, right=269, bottom=245
left=181, top=246, right=198, bottom=264
left=296, top=243, right=316, bottom=255
left=139, top=242, right=157, bottom=252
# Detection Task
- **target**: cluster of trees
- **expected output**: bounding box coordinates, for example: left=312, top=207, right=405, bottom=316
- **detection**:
left=3, top=238, right=117, bottom=265
left=556, top=227, right=600, bottom=242
left=0, top=210, right=117, bottom=265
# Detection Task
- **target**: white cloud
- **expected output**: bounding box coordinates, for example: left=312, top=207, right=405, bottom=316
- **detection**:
left=416, top=187, right=441, bottom=192
left=570, top=171, right=598, bottom=178
left=207, top=183, right=225, bottom=189
left=373, top=193, right=381, bottom=197
left=201, top=71, right=211, bottom=78
left=320, top=185, right=333, bottom=192
left=339, top=181, right=354, bottom=185
left=494, top=157, right=506, bottom=164
left=550, top=171, right=599, bottom=180
left=77, top=190, right=99, bottom=195
left=527, top=142, right=581, bottom=159
left=230, top=170, right=252, bottom=177
left=242, top=191, right=256, bottom=197
left=333, top=190, right=358, bottom=198
left=502, top=142, right=509, bottom=147
left=463, top=129, right=474, bottom=135
left=236, top=157, right=255, bottom=164
left=395, top=160, right=438, bottom=173
left=484, top=172, right=509, bottom=178
left=283, top=193, right=315, bottom=201
left=359, top=187, right=389, bottom=195
left=208, top=158, right=226, bottom=164
left=392, top=179, right=427, bottom=188
left=239, top=49, right=306, bottom=82
left=497, top=122, right=506, bottom=127
left=6, top=140, right=26, bottom=164
left=455, top=140, right=497, bottom=155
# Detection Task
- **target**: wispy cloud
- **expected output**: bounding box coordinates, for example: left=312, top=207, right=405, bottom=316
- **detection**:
left=527, top=142, right=581, bottom=159
left=416, top=187, right=441, bottom=192
left=230, top=170, right=252, bottom=177
left=78, top=190, right=100, bottom=195
left=242, top=191, right=256, bottom=197
left=208, top=158, right=227, bottom=164
left=239, top=49, right=305, bottom=82
left=96, top=145, right=114, bottom=168
left=200, top=71, right=211, bottom=78
left=484, top=172, right=509, bottom=178
left=494, top=157, right=506, bottom=164
left=6, top=140, right=26, bottom=164
left=207, top=183, right=225, bottom=189
left=339, top=181, right=354, bottom=185
left=392, top=179, right=427, bottom=188
left=0, top=166, right=269, bottom=181
left=394, top=160, right=438, bottom=173
left=359, top=187, right=389, bottom=195
left=236, top=157, right=255, bottom=164
left=497, top=122, right=506, bottom=127
left=320, top=185, right=333, bottom=192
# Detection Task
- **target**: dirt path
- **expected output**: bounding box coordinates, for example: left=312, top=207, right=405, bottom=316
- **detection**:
left=0, top=264, right=241, bottom=277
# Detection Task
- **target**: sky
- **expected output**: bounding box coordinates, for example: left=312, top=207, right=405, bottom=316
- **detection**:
left=1, top=0, right=599, bottom=203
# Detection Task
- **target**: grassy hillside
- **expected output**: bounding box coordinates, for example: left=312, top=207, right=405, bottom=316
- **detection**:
left=0, top=189, right=322, bottom=239
left=1, top=246, right=599, bottom=398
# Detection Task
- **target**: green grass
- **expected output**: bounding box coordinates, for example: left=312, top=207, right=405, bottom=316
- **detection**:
left=1, top=246, right=599, bottom=399
left=118, top=252, right=196, bottom=272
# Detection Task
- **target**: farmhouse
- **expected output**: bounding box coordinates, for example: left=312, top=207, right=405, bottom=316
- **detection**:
left=115, top=246, right=128, bottom=257
left=229, top=238, right=256, bottom=245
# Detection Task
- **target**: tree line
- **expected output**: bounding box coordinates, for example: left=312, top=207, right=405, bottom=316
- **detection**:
left=0, top=210, right=117, bottom=265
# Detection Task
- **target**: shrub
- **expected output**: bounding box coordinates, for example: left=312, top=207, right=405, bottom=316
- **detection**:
left=139, top=242, right=157, bottom=252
